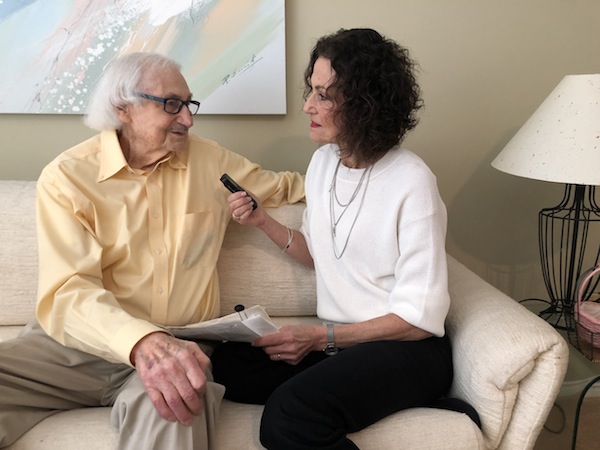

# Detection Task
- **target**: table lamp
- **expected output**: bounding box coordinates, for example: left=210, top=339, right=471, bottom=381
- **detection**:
left=491, top=74, right=600, bottom=329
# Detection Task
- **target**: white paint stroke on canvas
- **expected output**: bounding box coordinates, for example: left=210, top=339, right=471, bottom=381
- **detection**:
left=0, top=0, right=286, bottom=114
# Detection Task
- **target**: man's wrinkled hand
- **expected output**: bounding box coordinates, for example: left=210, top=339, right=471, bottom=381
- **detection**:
left=131, top=332, right=210, bottom=425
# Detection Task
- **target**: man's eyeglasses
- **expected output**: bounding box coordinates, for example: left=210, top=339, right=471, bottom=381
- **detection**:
left=135, top=92, right=201, bottom=115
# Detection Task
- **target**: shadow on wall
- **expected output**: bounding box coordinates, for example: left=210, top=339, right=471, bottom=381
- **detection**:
left=447, top=130, right=564, bottom=298
left=259, top=135, right=314, bottom=174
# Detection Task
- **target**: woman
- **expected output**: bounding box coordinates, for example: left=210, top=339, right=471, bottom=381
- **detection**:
left=212, top=28, right=479, bottom=450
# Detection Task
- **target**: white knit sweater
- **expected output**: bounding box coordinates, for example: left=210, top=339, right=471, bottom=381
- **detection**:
left=301, top=144, right=450, bottom=336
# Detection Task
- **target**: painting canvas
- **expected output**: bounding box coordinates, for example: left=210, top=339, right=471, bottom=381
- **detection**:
left=0, top=0, right=286, bottom=114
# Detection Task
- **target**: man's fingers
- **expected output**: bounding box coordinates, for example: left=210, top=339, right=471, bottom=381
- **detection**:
left=146, top=387, right=177, bottom=423
left=148, top=371, right=203, bottom=425
left=162, top=381, right=198, bottom=426
left=171, top=365, right=206, bottom=417
left=134, top=334, right=210, bottom=425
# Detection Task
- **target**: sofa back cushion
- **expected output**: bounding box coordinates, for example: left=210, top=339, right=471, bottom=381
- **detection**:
left=217, top=204, right=317, bottom=317
left=0, top=179, right=315, bottom=325
left=0, top=181, right=38, bottom=326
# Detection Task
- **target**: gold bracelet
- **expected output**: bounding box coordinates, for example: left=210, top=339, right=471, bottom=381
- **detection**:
left=281, top=227, right=294, bottom=253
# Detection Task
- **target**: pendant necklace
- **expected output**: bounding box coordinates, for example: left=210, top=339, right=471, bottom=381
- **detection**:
left=329, top=159, right=374, bottom=259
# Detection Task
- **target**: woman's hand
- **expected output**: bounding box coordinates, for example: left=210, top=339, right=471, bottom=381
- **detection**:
left=252, top=324, right=322, bottom=365
left=228, top=190, right=264, bottom=227
left=251, top=314, right=433, bottom=366
left=228, top=190, right=315, bottom=267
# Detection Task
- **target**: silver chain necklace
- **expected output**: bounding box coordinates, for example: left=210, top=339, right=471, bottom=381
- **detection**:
left=329, top=159, right=374, bottom=259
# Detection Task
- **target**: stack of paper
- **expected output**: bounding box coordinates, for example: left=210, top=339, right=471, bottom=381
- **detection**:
left=168, top=305, right=280, bottom=342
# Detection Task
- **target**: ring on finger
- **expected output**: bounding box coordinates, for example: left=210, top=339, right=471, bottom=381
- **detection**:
left=277, top=353, right=281, bottom=360
left=232, top=214, right=240, bottom=220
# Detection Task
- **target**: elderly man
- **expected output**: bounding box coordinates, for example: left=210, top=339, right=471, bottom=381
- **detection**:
left=0, top=53, right=304, bottom=449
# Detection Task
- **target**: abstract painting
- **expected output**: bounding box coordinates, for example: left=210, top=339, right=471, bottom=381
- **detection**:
left=0, top=0, right=286, bottom=114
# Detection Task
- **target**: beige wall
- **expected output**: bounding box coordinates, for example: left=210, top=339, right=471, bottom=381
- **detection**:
left=1, top=0, right=599, bottom=300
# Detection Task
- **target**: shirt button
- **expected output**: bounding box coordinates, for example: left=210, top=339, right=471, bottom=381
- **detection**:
left=153, top=212, right=160, bottom=219
left=156, top=249, right=163, bottom=255
left=157, top=287, right=164, bottom=295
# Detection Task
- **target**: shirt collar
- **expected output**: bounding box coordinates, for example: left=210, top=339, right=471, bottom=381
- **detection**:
left=97, top=130, right=188, bottom=182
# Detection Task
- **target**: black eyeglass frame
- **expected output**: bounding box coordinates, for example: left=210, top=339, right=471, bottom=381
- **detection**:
left=134, top=92, right=201, bottom=115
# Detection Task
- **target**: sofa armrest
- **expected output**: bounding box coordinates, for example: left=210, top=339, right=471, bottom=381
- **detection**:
left=446, top=256, right=568, bottom=450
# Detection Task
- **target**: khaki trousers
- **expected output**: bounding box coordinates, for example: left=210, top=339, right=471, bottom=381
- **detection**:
left=0, top=321, right=224, bottom=449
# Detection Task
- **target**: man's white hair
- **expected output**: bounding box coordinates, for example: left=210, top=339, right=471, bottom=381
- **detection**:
left=84, top=53, right=181, bottom=131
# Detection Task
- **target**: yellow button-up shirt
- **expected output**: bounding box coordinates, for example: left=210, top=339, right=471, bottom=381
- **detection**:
left=35, top=130, right=305, bottom=366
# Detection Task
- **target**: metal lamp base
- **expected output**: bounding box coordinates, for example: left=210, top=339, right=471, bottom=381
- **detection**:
left=538, top=184, right=600, bottom=330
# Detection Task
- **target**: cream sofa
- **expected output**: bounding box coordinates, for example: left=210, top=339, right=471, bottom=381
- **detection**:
left=1, top=180, right=568, bottom=450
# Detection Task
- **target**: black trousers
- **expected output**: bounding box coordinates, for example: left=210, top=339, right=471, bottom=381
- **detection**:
left=211, top=336, right=455, bottom=450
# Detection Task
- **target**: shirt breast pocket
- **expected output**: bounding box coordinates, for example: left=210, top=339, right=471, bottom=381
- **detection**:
left=178, top=211, right=217, bottom=269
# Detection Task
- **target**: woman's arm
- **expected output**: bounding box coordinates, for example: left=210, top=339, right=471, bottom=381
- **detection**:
left=328, top=313, right=432, bottom=346
left=229, top=191, right=314, bottom=268
left=252, top=313, right=432, bottom=365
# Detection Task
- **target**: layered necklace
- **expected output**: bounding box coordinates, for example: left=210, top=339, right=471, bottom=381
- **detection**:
left=329, top=159, right=374, bottom=259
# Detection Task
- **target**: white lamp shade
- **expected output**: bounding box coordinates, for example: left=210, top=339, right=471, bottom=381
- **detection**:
left=492, top=74, right=600, bottom=185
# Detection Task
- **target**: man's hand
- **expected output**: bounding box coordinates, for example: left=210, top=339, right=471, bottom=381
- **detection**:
left=131, top=332, right=210, bottom=425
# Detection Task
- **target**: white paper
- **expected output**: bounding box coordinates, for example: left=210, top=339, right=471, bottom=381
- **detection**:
left=242, top=314, right=280, bottom=337
left=167, top=305, right=279, bottom=342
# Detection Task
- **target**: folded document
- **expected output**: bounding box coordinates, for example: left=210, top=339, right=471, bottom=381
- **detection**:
left=168, top=305, right=280, bottom=342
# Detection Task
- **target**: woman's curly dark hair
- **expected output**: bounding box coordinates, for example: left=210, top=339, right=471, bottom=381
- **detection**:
left=304, top=28, right=423, bottom=164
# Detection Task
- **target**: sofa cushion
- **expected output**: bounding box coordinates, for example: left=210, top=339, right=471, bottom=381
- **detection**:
left=349, top=406, right=484, bottom=449
left=0, top=181, right=38, bottom=326
left=0, top=325, right=22, bottom=342
left=7, top=399, right=483, bottom=450
left=0, top=181, right=314, bottom=326
left=217, top=205, right=317, bottom=318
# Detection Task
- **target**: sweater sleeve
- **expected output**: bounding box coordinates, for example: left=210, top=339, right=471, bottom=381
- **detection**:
left=388, top=168, right=450, bottom=336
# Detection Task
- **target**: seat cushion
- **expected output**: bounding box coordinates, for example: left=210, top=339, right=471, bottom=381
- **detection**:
left=0, top=325, right=23, bottom=342
left=7, top=400, right=483, bottom=450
